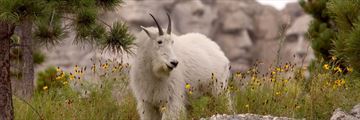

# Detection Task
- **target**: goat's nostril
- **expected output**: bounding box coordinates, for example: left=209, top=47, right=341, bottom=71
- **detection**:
left=170, top=61, right=179, bottom=67
left=297, top=52, right=307, bottom=58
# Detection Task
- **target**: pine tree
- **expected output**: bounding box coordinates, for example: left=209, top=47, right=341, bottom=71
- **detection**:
left=301, top=0, right=360, bottom=75
left=0, top=21, right=15, bottom=120
left=300, top=0, right=334, bottom=61
left=0, top=0, right=134, bottom=116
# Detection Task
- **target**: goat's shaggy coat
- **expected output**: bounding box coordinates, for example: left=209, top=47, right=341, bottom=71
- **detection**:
left=130, top=17, right=230, bottom=120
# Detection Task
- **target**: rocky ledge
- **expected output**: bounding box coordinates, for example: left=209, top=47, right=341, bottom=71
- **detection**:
left=200, top=103, right=360, bottom=120
left=330, top=104, right=360, bottom=120
left=200, top=113, right=297, bottom=120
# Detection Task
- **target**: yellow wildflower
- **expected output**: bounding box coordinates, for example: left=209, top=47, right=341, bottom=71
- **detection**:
left=284, top=64, right=289, bottom=70
left=271, top=71, right=276, bottom=75
left=188, top=91, right=193, bottom=95
left=334, top=66, right=342, bottom=73
left=74, top=65, right=79, bottom=71
left=63, top=81, right=68, bottom=85
left=43, top=86, right=48, bottom=90
left=332, top=85, right=337, bottom=89
left=340, top=79, right=345, bottom=85
left=56, top=76, right=62, bottom=80
left=251, top=76, right=256, bottom=81
left=185, top=83, right=191, bottom=89
left=325, top=81, right=330, bottom=86
left=102, top=63, right=109, bottom=69
left=56, top=67, right=61, bottom=73
left=251, top=87, right=255, bottom=91
left=347, top=67, right=353, bottom=73
left=335, top=79, right=341, bottom=86
left=91, top=64, right=96, bottom=72
left=69, top=73, right=75, bottom=80
left=334, top=79, right=345, bottom=87
left=323, top=64, right=330, bottom=70
left=61, top=72, right=65, bottom=78
left=331, top=56, right=337, bottom=61
left=283, top=79, right=289, bottom=83
left=275, top=91, right=281, bottom=96
left=78, top=70, right=83, bottom=76
left=125, top=63, right=130, bottom=68
left=276, top=67, right=281, bottom=72
left=235, top=72, right=242, bottom=78
left=245, top=104, right=249, bottom=108
left=271, top=77, right=276, bottom=82
left=112, top=67, right=117, bottom=73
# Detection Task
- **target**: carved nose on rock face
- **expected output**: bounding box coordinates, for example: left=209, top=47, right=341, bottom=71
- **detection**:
left=170, top=60, right=179, bottom=67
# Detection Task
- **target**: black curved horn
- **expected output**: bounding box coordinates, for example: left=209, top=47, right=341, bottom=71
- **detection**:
left=166, top=13, right=171, bottom=34
left=149, top=13, right=164, bottom=35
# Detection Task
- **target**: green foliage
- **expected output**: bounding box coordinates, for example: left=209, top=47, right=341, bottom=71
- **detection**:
left=301, top=0, right=360, bottom=75
left=14, top=81, right=137, bottom=120
left=76, top=8, right=97, bottom=28
left=96, top=0, right=123, bottom=10
left=0, top=0, right=49, bottom=23
left=230, top=62, right=360, bottom=119
left=100, top=22, right=135, bottom=54
left=188, top=94, right=231, bottom=119
left=74, top=8, right=101, bottom=42
left=300, top=0, right=334, bottom=61
left=307, top=19, right=334, bottom=60
left=1, top=0, right=134, bottom=53
left=300, top=0, right=330, bottom=22
left=33, top=50, right=45, bottom=64
left=15, top=63, right=139, bottom=120
left=9, top=47, right=45, bottom=65
left=14, top=59, right=360, bottom=119
left=345, top=20, right=360, bottom=75
left=33, top=9, right=66, bottom=46
left=35, top=66, right=69, bottom=93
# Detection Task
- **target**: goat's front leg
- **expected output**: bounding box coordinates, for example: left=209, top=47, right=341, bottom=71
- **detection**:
left=161, top=99, right=186, bottom=120
left=138, top=101, right=161, bottom=120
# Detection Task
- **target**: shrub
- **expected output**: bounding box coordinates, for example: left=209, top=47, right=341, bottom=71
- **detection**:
left=35, top=66, right=69, bottom=93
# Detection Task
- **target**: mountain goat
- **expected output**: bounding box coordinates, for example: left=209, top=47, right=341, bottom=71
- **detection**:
left=130, top=13, right=230, bottom=120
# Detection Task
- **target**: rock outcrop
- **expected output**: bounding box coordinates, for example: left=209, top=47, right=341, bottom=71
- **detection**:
left=200, top=113, right=296, bottom=120
left=330, top=104, right=360, bottom=120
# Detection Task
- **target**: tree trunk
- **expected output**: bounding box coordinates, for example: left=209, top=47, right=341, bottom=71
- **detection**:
left=19, top=18, right=34, bottom=100
left=0, top=22, right=15, bottom=120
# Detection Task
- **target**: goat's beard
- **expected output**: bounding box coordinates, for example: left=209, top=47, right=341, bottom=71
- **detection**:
left=152, top=61, right=171, bottom=79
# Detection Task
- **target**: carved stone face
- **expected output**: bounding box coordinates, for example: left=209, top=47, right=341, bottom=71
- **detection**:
left=172, top=0, right=217, bottom=36
left=117, top=0, right=176, bottom=32
left=215, top=10, right=255, bottom=72
left=283, top=15, right=314, bottom=68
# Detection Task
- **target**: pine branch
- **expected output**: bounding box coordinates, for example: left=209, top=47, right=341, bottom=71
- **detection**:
left=96, top=18, right=111, bottom=28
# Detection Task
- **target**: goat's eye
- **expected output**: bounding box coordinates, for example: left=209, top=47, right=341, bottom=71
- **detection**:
left=285, top=34, right=299, bottom=43
left=157, top=41, right=163, bottom=44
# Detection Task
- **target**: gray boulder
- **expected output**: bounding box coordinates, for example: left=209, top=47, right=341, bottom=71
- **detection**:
left=200, top=113, right=297, bottom=120
left=331, top=104, right=360, bottom=120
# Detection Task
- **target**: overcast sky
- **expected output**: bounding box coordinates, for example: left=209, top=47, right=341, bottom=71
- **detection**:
left=257, top=0, right=298, bottom=10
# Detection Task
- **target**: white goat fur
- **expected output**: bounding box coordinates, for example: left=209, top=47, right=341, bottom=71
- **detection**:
left=130, top=27, right=230, bottom=120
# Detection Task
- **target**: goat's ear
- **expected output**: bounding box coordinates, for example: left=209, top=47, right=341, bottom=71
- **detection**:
left=141, top=26, right=155, bottom=38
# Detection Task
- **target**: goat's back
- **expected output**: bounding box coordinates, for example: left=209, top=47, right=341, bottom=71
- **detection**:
left=174, top=33, right=230, bottom=97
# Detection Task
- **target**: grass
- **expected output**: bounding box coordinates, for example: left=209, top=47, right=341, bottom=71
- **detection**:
left=13, top=58, right=360, bottom=120
left=14, top=60, right=139, bottom=120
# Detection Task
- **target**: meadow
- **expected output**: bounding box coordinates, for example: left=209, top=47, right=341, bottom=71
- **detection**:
left=14, top=58, right=360, bottom=120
